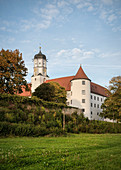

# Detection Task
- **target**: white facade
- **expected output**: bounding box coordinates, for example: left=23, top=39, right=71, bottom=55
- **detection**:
left=90, top=93, right=106, bottom=120
left=70, top=79, right=91, bottom=119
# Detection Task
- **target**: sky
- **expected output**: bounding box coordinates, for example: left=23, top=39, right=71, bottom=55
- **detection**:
left=0, top=0, right=121, bottom=87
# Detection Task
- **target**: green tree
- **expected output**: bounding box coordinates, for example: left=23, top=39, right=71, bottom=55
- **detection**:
left=101, top=76, right=121, bottom=122
left=0, top=49, right=28, bottom=94
left=33, top=82, right=67, bottom=104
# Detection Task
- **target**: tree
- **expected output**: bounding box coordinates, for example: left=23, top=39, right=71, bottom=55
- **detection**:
left=101, top=76, right=121, bottom=122
left=33, top=82, right=67, bottom=104
left=0, top=49, right=28, bottom=94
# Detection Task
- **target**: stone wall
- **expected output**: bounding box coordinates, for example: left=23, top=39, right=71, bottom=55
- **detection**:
left=62, top=107, right=82, bottom=115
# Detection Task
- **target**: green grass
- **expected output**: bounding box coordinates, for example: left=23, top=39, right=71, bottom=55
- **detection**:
left=0, top=134, right=121, bottom=170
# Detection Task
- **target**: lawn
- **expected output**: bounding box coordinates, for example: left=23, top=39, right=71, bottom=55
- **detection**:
left=0, top=134, right=121, bottom=170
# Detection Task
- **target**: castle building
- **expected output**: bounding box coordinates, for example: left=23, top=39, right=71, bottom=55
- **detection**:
left=46, top=66, right=109, bottom=120
left=19, top=49, right=109, bottom=120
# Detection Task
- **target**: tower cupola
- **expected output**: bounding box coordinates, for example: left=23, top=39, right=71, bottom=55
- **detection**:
left=34, top=48, right=47, bottom=77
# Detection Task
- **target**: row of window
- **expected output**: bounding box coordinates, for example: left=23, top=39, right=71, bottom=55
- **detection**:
left=71, top=81, right=85, bottom=86
left=91, top=112, right=100, bottom=116
left=91, top=103, right=100, bottom=108
left=70, top=99, right=85, bottom=104
left=91, top=95, right=103, bottom=102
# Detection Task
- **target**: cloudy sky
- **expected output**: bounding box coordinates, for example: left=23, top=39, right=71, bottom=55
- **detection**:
left=0, top=0, right=121, bottom=87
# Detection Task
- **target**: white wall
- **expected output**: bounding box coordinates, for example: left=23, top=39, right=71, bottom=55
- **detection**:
left=31, top=75, right=49, bottom=93
left=34, top=58, right=47, bottom=76
left=90, top=93, right=106, bottom=120
left=70, top=79, right=91, bottom=118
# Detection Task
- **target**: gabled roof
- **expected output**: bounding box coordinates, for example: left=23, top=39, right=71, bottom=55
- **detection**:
left=46, top=76, right=74, bottom=91
left=72, top=66, right=90, bottom=81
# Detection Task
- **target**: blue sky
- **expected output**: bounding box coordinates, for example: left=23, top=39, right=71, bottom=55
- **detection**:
left=0, top=0, right=121, bottom=87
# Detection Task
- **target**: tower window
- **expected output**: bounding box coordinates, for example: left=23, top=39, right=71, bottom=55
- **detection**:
left=97, top=104, right=99, bottom=108
left=82, top=99, right=85, bottom=103
left=91, top=95, right=92, bottom=99
left=82, top=109, right=85, bottom=112
left=91, top=111, right=93, bottom=115
left=91, top=103, right=93, bottom=107
left=94, top=104, right=96, bottom=108
left=35, top=78, right=36, bottom=81
left=82, top=81, right=85, bottom=85
left=71, top=100, right=72, bottom=104
left=94, top=96, right=96, bottom=100
left=82, top=90, right=85, bottom=95
left=97, top=97, right=99, bottom=101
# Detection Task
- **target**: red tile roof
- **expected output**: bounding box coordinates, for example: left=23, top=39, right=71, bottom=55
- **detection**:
left=46, top=76, right=74, bottom=91
left=91, top=82, right=109, bottom=97
left=72, top=66, right=90, bottom=81
left=17, top=83, right=31, bottom=97
left=46, top=67, right=109, bottom=97
left=18, top=66, right=109, bottom=97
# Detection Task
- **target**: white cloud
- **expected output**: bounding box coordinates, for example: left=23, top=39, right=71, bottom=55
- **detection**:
left=20, top=40, right=31, bottom=43
left=108, top=14, right=117, bottom=23
left=101, top=0, right=113, bottom=5
left=87, top=6, right=94, bottom=11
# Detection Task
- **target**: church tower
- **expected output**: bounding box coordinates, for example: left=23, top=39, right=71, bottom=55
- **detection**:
left=31, top=48, right=49, bottom=93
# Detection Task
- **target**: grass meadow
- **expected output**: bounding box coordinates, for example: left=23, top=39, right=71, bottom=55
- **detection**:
left=0, top=133, right=121, bottom=170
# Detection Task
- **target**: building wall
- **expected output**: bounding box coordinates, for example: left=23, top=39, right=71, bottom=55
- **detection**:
left=90, top=93, right=106, bottom=120
left=34, top=58, right=47, bottom=76
left=31, top=75, right=49, bottom=93
left=70, top=79, right=91, bottom=119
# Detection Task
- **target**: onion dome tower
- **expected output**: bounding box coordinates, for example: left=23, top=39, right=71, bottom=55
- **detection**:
left=31, top=47, right=49, bottom=93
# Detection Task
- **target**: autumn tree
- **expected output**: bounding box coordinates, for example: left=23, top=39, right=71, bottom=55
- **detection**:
left=0, top=49, right=28, bottom=94
left=33, top=82, right=67, bottom=104
left=101, top=76, right=121, bottom=122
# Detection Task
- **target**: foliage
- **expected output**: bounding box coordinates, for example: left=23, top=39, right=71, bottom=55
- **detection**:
left=0, top=93, right=121, bottom=137
left=0, top=49, right=28, bottom=94
left=101, top=76, right=121, bottom=122
left=33, top=82, right=67, bottom=104
left=0, top=134, right=121, bottom=169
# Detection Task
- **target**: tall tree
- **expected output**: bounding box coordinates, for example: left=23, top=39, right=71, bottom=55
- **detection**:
left=0, top=49, right=28, bottom=94
left=33, top=82, right=67, bottom=104
left=101, top=76, right=121, bottom=122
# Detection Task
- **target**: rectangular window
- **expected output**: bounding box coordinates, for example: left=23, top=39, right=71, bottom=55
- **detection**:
left=97, top=112, right=99, bottom=115
left=82, top=109, right=85, bottom=112
left=97, top=104, right=99, bottom=108
left=71, top=91, right=72, bottom=96
left=82, top=99, right=85, bottom=103
left=91, top=95, right=92, bottom=99
left=71, top=100, right=72, bottom=104
left=94, top=96, right=96, bottom=100
left=97, top=97, right=99, bottom=101
left=82, top=90, right=85, bottom=95
left=94, top=103, right=96, bottom=108
left=91, top=111, right=93, bottom=115
left=101, top=98, right=103, bottom=102
left=82, top=81, right=85, bottom=85
left=91, top=103, right=93, bottom=107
